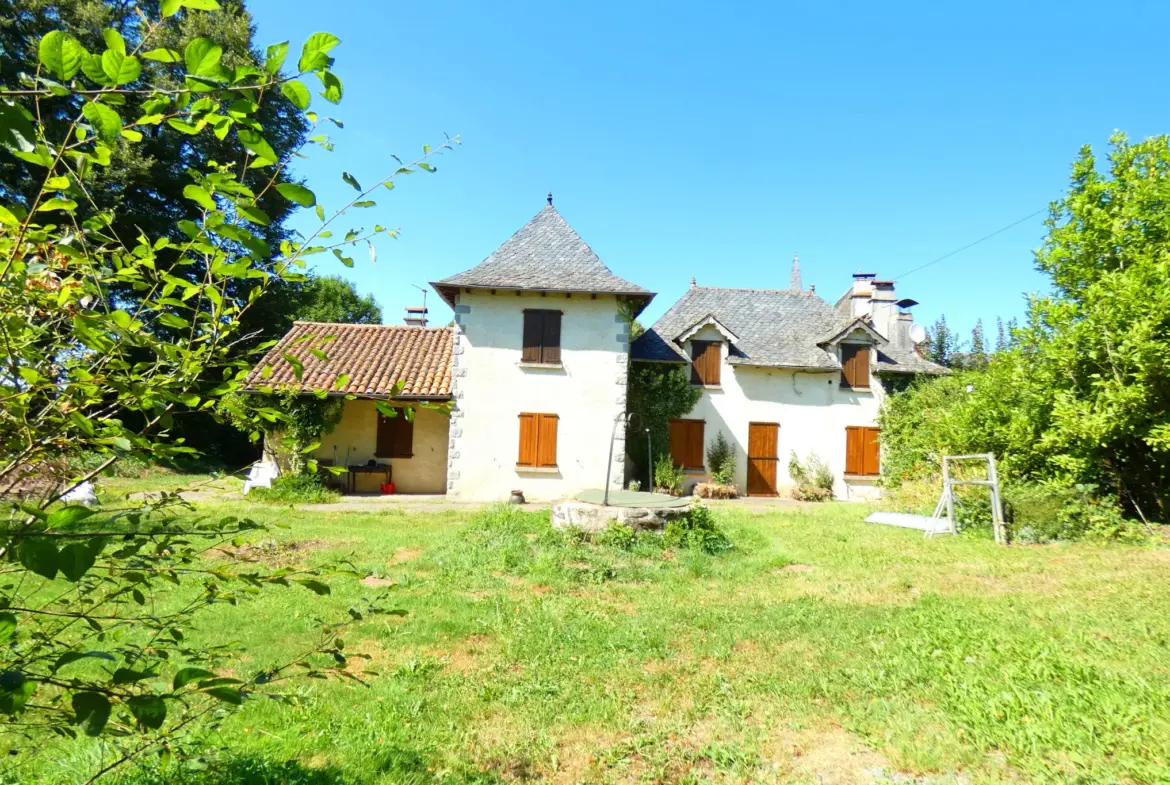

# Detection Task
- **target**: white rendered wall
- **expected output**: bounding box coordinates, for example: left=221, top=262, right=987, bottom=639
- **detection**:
left=447, top=290, right=628, bottom=501
left=674, top=327, right=885, bottom=500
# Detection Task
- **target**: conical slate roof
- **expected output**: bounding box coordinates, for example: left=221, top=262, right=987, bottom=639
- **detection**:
left=432, top=205, right=651, bottom=298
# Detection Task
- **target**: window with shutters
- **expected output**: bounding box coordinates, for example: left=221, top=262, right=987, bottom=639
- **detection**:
left=839, top=344, right=870, bottom=389
left=845, top=426, right=880, bottom=476
left=521, top=310, right=562, bottom=365
left=375, top=409, right=414, bottom=458
left=517, top=412, right=559, bottom=469
left=690, top=340, right=721, bottom=386
left=669, top=419, right=705, bottom=471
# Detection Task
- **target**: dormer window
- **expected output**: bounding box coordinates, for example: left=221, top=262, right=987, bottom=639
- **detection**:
left=840, top=344, right=870, bottom=389
left=690, top=340, right=721, bottom=386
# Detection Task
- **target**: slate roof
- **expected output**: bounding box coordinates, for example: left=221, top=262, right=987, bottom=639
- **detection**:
left=432, top=205, right=652, bottom=303
left=245, top=322, right=453, bottom=398
left=631, top=286, right=947, bottom=375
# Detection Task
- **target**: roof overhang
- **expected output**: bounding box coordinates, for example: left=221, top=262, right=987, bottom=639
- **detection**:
left=242, top=385, right=453, bottom=401
left=430, top=282, right=654, bottom=315
left=817, top=317, right=889, bottom=348
left=674, top=313, right=739, bottom=344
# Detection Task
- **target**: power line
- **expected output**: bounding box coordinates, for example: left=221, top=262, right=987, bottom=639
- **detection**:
left=895, top=208, right=1048, bottom=280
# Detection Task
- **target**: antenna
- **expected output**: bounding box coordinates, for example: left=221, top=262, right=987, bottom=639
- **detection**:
left=411, top=284, right=427, bottom=311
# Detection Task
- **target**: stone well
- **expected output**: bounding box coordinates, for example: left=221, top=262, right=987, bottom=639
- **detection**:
left=551, top=491, right=693, bottom=533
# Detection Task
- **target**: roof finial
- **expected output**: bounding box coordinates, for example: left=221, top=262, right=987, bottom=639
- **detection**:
left=547, top=191, right=553, bottom=206
left=690, top=277, right=696, bottom=288
left=789, top=252, right=802, bottom=291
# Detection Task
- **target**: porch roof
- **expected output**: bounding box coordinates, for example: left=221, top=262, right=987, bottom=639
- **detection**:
left=245, top=322, right=453, bottom=399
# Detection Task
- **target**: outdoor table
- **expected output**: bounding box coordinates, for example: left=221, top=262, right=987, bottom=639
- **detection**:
left=346, top=463, right=390, bottom=493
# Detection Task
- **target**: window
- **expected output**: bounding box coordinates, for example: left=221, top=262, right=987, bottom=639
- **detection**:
left=690, top=340, right=721, bottom=386
left=840, top=344, right=870, bottom=389
left=845, top=426, right=880, bottom=476
left=376, top=408, right=414, bottom=458
left=669, top=419, right=705, bottom=471
left=522, top=310, right=562, bottom=364
left=517, top=412, right=558, bottom=468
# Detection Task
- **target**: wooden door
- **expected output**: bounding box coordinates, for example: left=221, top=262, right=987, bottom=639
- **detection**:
left=746, top=422, right=779, bottom=496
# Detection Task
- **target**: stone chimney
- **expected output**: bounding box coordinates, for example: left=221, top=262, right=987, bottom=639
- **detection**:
left=835, top=273, right=897, bottom=342
left=404, top=306, right=428, bottom=327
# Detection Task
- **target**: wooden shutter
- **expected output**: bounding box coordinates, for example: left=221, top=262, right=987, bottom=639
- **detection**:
left=541, top=311, right=561, bottom=364
left=862, top=426, right=880, bottom=476
left=690, top=341, right=721, bottom=386
left=845, top=426, right=863, bottom=475
left=522, top=312, right=543, bottom=363
left=845, top=426, right=880, bottom=476
left=376, top=409, right=414, bottom=458
left=537, top=414, right=558, bottom=467
left=670, top=419, right=704, bottom=470
left=517, top=413, right=538, bottom=466
left=840, top=344, right=870, bottom=389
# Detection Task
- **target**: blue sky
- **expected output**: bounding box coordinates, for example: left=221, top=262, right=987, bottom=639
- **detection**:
left=249, top=0, right=1169, bottom=343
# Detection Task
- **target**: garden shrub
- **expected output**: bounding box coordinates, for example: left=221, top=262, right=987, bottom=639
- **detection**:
left=663, top=503, right=732, bottom=554
left=248, top=474, right=340, bottom=505
left=654, top=453, right=685, bottom=495
left=788, top=451, right=834, bottom=501
left=706, top=430, right=736, bottom=486
left=1004, top=483, right=1136, bottom=543
left=595, top=522, right=637, bottom=550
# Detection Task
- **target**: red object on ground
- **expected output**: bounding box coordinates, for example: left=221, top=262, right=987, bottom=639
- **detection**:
left=380, top=482, right=395, bottom=495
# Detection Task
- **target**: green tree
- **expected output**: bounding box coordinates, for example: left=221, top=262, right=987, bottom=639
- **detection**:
left=995, top=316, right=1007, bottom=352
left=1029, top=134, right=1170, bottom=519
left=968, top=318, right=987, bottom=368
left=293, top=274, right=382, bottom=325
left=924, top=314, right=957, bottom=367
left=0, top=3, right=454, bottom=777
left=625, top=363, right=702, bottom=487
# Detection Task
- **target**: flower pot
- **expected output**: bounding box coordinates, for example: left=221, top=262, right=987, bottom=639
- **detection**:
left=380, top=482, right=395, bottom=495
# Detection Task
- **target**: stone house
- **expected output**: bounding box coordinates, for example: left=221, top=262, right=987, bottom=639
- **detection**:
left=248, top=201, right=945, bottom=501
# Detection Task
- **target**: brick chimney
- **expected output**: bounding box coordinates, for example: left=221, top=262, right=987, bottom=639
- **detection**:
left=404, top=306, right=428, bottom=327
left=835, top=273, right=897, bottom=342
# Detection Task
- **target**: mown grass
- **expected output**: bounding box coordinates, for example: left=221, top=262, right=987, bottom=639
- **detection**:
left=13, top=499, right=1170, bottom=785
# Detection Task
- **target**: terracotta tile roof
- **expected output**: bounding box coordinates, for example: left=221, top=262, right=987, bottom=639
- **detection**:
left=245, top=322, right=453, bottom=398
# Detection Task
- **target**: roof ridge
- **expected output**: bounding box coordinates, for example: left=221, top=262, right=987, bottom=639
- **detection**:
left=291, top=321, right=451, bottom=331
left=691, top=285, right=817, bottom=295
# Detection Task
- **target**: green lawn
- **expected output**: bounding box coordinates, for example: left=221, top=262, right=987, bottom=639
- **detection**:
left=20, top=496, right=1170, bottom=785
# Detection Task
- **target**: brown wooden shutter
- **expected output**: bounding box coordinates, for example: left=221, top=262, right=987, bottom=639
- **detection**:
left=862, top=426, right=880, bottom=476
left=522, top=312, right=543, bottom=363
left=840, top=345, right=870, bottom=389
left=517, top=413, right=537, bottom=466
left=845, top=426, right=863, bottom=475
left=670, top=419, right=705, bottom=470
left=537, top=413, right=559, bottom=467
left=541, top=312, right=561, bottom=364
left=376, top=413, right=393, bottom=459
left=396, top=413, right=414, bottom=457
left=690, top=341, right=721, bottom=386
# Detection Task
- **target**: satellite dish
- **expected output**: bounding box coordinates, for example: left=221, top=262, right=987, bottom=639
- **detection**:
left=909, top=323, right=927, bottom=344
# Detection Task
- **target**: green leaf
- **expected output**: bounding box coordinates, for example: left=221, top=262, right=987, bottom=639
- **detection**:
left=342, top=172, right=361, bottom=191
left=299, top=440, right=321, bottom=454
left=161, top=0, right=183, bottom=17
left=0, top=101, right=37, bottom=153
left=265, top=41, right=289, bottom=74
left=318, top=72, right=343, bottom=104
left=47, top=505, right=96, bottom=528
left=0, top=205, right=20, bottom=227
left=18, top=538, right=58, bottom=580
left=112, top=668, right=155, bottom=685
left=280, top=79, right=311, bottom=110
left=80, top=53, right=112, bottom=86
left=127, top=695, right=167, bottom=730
left=282, top=352, right=304, bottom=380
left=182, top=184, right=216, bottom=211
left=298, top=32, right=341, bottom=72
left=173, top=667, right=215, bottom=690
left=332, top=249, right=353, bottom=268
left=181, top=0, right=221, bottom=10
left=54, top=651, right=115, bottom=672
left=101, top=49, right=140, bottom=86
left=275, top=183, right=315, bottom=207
left=141, top=48, right=181, bottom=63
left=418, top=162, right=437, bottom=173
left=236, top=201, right=270, bottom=226
left=39, top=31, right=86, bottom=80
left=184, top=38, right=223, bottom=78
left=103, top=28, right=126, bottom=56
left=81, top=102, right=122, bottom=144
left=157, top=313, right=189, bottom=329
left=0, top=614, right=15, bottom=645
left=72, top=692, right=110, bottom=736
left=204, top=686, right=242, bottom=705
left=37, top=197, right=78, bottom=212
left=58, top=543, right=98, bottom=582
left=295, top=578, right=331, bottom=595
left=353, top=200, right=375, bottom=208
left=237, top=128, right=277, bottom=165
